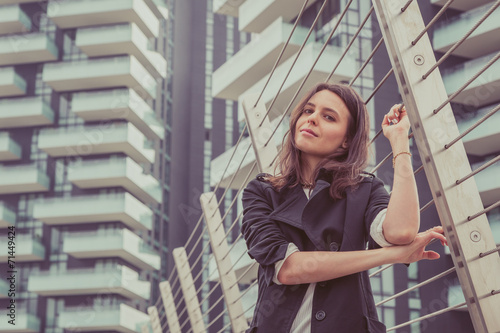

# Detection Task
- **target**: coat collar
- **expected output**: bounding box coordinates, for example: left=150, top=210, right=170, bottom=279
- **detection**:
left=269, top=168, right=333, bottom=231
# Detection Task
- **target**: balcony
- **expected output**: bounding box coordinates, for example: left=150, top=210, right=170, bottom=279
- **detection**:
left=47, top=0, right=159, bottom=38
left=0, top=67, right=26, bottom=97
left=0, top=96, right=55, bottom=129
left=0, top=312, right=40, bottom=333
left=32, top=193, right=153, bottom=230
left=143, top=0, right=169, bottom=19
left=0, top=0, right=44, bottom=3
left=28, top=265, right=151, bottom=300
left=58, top=303, right=149, bottom=333
left=68, top=157, right=161, bottom=205
left=214, top=0, right=246, bottom=17
left=0, top=202, right=16, bottom=228
left=0, top=279, right=8, bottom=298
left=0, top=5, right=31, bottom=35
left=448, top=285, right=467, bottom=311
left=0, top=132, right=22, bottom=161
left=0, top=164, right=50, bottom=195
left=211, top=116, right=287, bottom=190
left=208, top=238, right=257, bottom=284
left=63, top=228, right=161, bottom=270
left=76, top=23, right=166, bottom=78
left=431, top=0, right=491, bottom=12
left=0, top=32, right=58, bottom=66
left=442, top=52, right=500, bottom=108
left=433, top=3, right=500, bottom=58
left=239, top=0, right=317, bottom=33
left=241, top=282, right=258, bottom=320
left=212, top=17, right=312, bottom=100
left=72, top=88, right=164, bottom=140
left=38, top=122, right=155, bottom=164
left=473, top=160, right=500, bottom=207
left=457, top=104, right=500, bottom=156
left=42, top=56, right=157, bottom=99
left=0, top=235, right=45, bottom=262
left=241, top=42, right=355, bottom=121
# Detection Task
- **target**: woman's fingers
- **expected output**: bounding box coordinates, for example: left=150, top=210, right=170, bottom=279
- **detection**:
left=423, top=250, right=440, bottom=260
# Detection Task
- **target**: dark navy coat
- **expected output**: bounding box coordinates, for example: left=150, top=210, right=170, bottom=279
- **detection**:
left=241, top=169, right=390, bottom=333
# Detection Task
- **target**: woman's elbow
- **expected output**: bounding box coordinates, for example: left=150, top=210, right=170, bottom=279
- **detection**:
left=385, top=228, right=417, bottom=245
left=277, top=261, right=302, bottom=285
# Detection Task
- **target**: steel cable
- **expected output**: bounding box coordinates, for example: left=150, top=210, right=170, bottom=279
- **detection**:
left=422, top=0, right=500, bottom=80
left=258, top=0, right=330, bottom=126
left=254, top=0, right=312, bottom=107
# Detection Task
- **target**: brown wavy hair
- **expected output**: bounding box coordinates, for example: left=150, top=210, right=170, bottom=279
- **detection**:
left=266, top=82, right=370, bottom=200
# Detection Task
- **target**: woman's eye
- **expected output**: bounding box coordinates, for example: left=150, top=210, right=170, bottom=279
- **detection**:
left=303, top=109, right=313, bottom=114
left=325, top=115, right=335, bottom=121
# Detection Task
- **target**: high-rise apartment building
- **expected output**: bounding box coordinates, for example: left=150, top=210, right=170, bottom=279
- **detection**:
left=0, top=0, right=173, bottom=332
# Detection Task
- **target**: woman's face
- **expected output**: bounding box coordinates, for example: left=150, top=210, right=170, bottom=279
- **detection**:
left=294, top=89, right=351, bottom=164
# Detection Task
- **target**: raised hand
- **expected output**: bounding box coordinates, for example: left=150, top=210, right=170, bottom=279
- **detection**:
left=391, top=226, right=448, bottom=264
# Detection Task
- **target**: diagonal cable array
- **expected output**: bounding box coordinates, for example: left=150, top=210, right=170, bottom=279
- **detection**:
left=158, top=0, right=500, bottom=332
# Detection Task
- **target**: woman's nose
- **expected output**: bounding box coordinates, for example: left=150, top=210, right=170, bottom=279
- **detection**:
left=307, top=114, right=317, bottom=125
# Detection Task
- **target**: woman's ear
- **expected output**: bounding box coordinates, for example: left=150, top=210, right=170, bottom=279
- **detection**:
left=342, top=140, right=349, bottom=149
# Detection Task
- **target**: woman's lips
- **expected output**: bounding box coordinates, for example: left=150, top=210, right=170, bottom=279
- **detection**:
left=301, top=129, right=318, bottom=137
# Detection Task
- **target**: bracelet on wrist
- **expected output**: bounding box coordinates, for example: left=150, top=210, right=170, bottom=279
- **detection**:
left=392, top=151, right=412, bottom=168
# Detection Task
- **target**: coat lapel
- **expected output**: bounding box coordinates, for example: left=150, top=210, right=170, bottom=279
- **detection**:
left=268, top=184, right=308, bottom=229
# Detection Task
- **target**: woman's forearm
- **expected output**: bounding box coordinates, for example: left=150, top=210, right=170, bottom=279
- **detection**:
left=277, top=229, right=447, bottom=285
left=383, top=138, right=420, bottom=245
left=278, top=247, right=394, bottom=285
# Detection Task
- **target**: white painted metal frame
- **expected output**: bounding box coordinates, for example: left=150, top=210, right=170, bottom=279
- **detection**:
left=172, top=247, right=206, bottom=333
left=160, top=281, right=181, bottom=333
left=242, top=94, right=279, bottom=174
left=372, top=0, right=500, bottom=332
left=147, top=306, right=162, bottom=333
left=200, top=192, right=248, bottom=333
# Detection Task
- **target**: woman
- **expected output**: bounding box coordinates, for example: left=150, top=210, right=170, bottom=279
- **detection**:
left=241, top=83, right=447, bottom=333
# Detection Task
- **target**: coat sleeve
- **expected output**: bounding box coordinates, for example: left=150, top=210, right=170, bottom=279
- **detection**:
left=364, top=176, right=391, bottom=250
left=241, top=178, right=290, bottom=286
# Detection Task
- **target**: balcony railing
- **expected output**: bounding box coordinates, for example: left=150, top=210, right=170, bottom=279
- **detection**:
left=457, top=104, right=500, bottom=157
left=38, top=122, right=155, bottom=164
left=430, top=0, right=492, bottom=14
left=0, top=32, right=58, bottom=66
left=75, top=23, right=166, bottom=79
left=68, top=157, right=161, bottom=205
left=212, top=17, right=313, bottom=100
left=0, top=164, right=50, bottom=195
left=0, top=279, right=8, bottom=299
left=433, top=2, right=500, bottom=58
left=210, top=116, right=288, bottom=190
left=442, top=52, right=500, bottom=108
left=28, top=265, right=151, bottom=300
left=208, top=238, right=256, bottom=284
left=0, top=312, right=40, bottom=333
left=63, top=228, right=161, bottom=270
left=42, top=55, right=157, bottom=99
left=0, top=4, right=31, bottom=35
left=472, top=160, right=500, bottom=207
left=47, top=0, right=159, bottom=38
left=32, top=192, right=153, bottom=230
left=213, top=0, right=246, bottom=17
left=57, top=303, right=149, bottom=333
left=0, top=96, right=55, bottom=129
left=240, top=42, right=355, bottom=122
left=71, top=88, right=164, bottom=140
left=238, top=0, right=318, bottom=33
left=0, top=201, right=16, bottom=228
left=0, top=132, right=22, bottom=161
left=0, top=67, right=26, bottom=97
left=0, top=235, right=45, bottom=262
